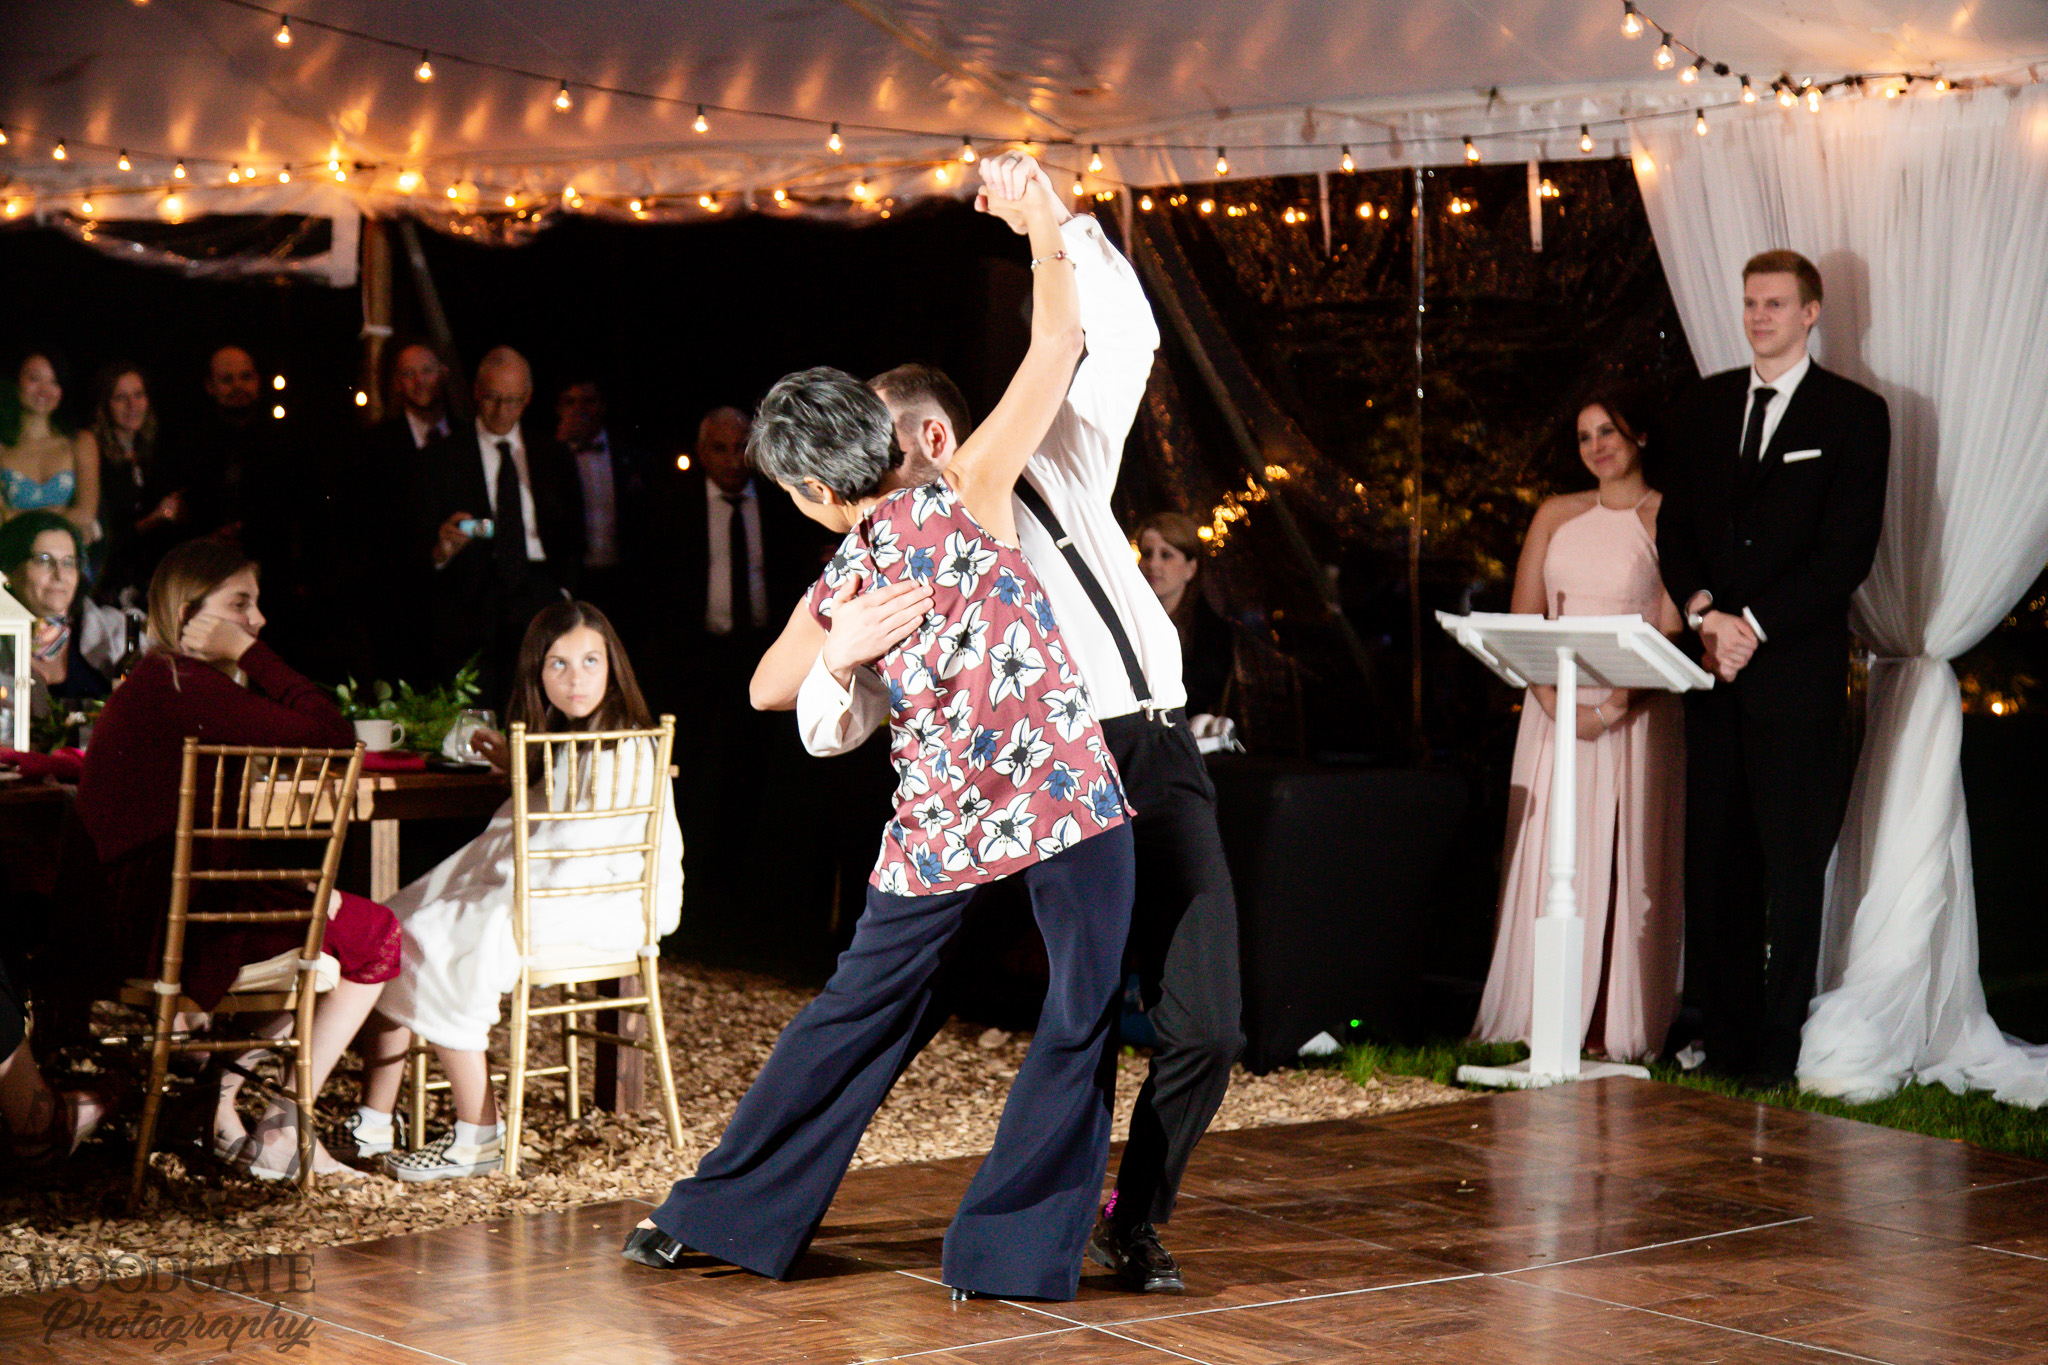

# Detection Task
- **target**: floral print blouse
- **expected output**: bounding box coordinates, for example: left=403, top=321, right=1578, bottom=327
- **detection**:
left=805, top=479, right=1128, bottom=895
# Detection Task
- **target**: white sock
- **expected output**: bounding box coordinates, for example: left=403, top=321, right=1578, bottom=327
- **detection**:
left=453, top=1118, right=500, bottom=1149
left=355, top=1104, right=394, bottom=1131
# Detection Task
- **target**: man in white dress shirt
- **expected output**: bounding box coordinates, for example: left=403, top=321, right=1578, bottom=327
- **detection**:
left=750, top=155, right=1243, bottom=1294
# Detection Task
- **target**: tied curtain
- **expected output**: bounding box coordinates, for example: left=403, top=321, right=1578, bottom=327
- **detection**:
left=1631, top=87, right=2048, bottom=1104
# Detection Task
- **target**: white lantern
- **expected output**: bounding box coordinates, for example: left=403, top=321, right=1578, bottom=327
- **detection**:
left=0, top=585, right=31, bottom=750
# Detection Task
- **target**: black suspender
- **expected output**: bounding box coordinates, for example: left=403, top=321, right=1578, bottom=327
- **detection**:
left=1012, top=478, right=1167, bottom=722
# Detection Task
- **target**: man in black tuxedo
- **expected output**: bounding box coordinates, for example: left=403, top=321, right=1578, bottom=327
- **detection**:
left=665, top=405, right=831, bottom=931
left=411, top=346, right=584, bottom=702
left=1657, top=250, right=1891, bottom=1084
left=554, top=375, right=656, bottom=637
left=355, top=341, right=455, bottom=683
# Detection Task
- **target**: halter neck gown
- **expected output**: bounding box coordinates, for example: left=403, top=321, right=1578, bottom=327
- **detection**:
left=1472, top=496, right=1685, bottom=1062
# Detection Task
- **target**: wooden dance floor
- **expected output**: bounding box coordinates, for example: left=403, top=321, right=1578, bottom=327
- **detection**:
left=6, top=1078, right=2046, bottom=1363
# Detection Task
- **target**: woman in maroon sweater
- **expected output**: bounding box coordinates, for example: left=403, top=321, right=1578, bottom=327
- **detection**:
left=78, top=539, right=401, bottom=1179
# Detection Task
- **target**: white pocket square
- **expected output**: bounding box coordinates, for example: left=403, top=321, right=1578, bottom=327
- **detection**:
left=1782, top=448, right=1823, bottom=463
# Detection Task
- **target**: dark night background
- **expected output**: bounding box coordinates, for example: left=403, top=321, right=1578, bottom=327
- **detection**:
left=4, top=157, right=2043, bottom=1041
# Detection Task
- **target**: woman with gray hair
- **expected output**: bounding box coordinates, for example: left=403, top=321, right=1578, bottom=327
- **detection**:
left=626, top=153, right=1132, bottom=1303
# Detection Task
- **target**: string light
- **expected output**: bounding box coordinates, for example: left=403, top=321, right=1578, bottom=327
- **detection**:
left=334, top=165, right=348, bottom=182
left=1463, top=136, right=1480, bottom=162
left=173, top=160, right=187, bottom=179
left=1068, top=175, right=1083, bottom=196
left=272, top=375, right=286, bottom=391
left=271, top=404, right=285, bottom=420
left=1197, top=198, right=1213, bottom=214
left=1654, top=34, right=1674, bottom=69
left=327, top=155, right=340, bottom=172
left=277, top=168, right=290, bottom=183
left=80, top=199, right=94, bottom=216
left=693, top=105, right=709, bottom=134
left=1580, top=125, right=1595, bottom=153
left=1777, top=81, right=1797, bottom=108
left=414, top=52, right=434, bottom=83
left=1680, top=56, right=1704, bottom=84
left=1621, top=1, right=1644, bottom=37
left=0, top=127, right=8, bottom=146
left=1214, top=147, right=1229, bottom=175
left=1088, top=145, right=1103, bottom=172
left=827, top=123, right=842, bottom=152
left=1138, top=194, right=1153, bottom=211
left=503, top=193, right=516, bottom=207
left=274, top=15, right=291, bottom=46
left=227, top=164, right=241, bottom=183
left=698, top=193, right=714, bottom=208
left=772, top=187, right=788, bottom=203
left=1885, top=82, right=1901, bottom=98
left=1741, top=75, right=1756, bottom=103
left=355, top=391, right=369, bottom=407
left=1340, top=145, right=1355, bottom=172
left=554, top=80, right=573, bottom=111
left=397, top=168, right=421, bottom=192
left=1806, top=87, right=1822, bottom=111
left=117, top=150, right=132, bottom=171
left=959, top=137, right=975, bottom=163
left=52, top=140, right=67, bottom=161
left=851, top=176, right=870, bottom=200
left=163, top=194, right=183, bottom=220
left=1935, top=76, right=1950, bottom=91
left=933, top=164, right=949, bottom=184
left=1695, top=109, right=1709, bottom=136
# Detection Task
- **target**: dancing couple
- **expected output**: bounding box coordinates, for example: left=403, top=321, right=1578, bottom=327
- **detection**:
left=624, top=151, right=1242, bottom=1301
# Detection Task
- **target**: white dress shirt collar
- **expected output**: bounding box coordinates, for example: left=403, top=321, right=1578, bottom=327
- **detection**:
left=1749, top=350, right=1811, bottom=402
left=478, top=417, right=523, bottom=458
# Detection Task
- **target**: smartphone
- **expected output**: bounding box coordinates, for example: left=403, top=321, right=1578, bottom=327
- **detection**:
left=457, top=517, right=496, bottom=539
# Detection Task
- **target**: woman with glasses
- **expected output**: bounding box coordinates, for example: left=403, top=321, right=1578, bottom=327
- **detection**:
left=0, top=511, right=140, bottom=736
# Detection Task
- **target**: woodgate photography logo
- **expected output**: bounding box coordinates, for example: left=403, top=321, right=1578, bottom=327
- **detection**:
left=16, top=1252, right=319, bottom=1354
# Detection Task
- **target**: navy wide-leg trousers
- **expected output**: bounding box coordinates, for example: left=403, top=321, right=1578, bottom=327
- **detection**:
left=649, top=822, right=1134, bottom=1301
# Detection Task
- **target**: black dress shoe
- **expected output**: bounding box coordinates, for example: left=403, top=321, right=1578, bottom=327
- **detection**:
left=621, top=1225, right=689, bottom=1268
left=1086, top=1214, right=1185, bottom=1294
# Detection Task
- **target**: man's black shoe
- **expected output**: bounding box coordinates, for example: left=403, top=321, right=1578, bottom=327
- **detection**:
left=1087, top=1214, right=1185, bottom=1294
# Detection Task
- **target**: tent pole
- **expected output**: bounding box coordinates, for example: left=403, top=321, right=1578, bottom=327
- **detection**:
left=1409, top=165, right=1427, bottom=758
left=359, top=217, right=394, bottom=425
left=395, top=216, right=471, bottom=423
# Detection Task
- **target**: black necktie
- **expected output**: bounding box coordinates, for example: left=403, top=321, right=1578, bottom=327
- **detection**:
left=494, top=440, right=529, bottom=578
left=725, top=492, right=751, bottom=631
left=1740, top=387, right=1777, bottom=465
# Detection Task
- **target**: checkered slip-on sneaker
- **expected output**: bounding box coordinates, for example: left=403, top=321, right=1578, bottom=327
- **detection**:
left=382, top=1126, right=503, bottom=1182
left=340, top=1109, right=404, bottom=1159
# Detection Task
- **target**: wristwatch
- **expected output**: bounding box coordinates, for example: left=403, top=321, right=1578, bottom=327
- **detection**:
left=1685, top=591, right=1713, bottom=633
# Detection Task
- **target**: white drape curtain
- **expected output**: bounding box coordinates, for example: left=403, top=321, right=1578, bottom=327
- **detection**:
left=1632, top=87, right=2048, bottom=1105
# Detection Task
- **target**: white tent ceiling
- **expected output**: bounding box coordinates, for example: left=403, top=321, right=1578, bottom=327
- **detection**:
left=3, top=0, right=2044, bottom=244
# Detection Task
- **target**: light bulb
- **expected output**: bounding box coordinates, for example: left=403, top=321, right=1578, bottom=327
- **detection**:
left=1884, top=83, right=1900, bottom=99
left=1580, top=124, right=1595, bottom=153
left=1741, top=76, right=1756, bottom=103
left=334, top=166, right=347, bottom=182
left=1696, top=110, right=1709, bottom=136
left=355, top=390, right=368, bottom=407
left=1464, top=137, right=1480, bottom=163
left=698, top=194, right=714, bottom=209
left=1215, top=147, right=1228, bottom=175
left=852, top=177, right=869, bottom=200
left=80, top=199, right=94, bottom=216
left=444, top=183, right=458, bottom=199
left=1197, top=198, right=1213, bottom=215
left=1139, top=195, right=1153, bottom=211
left=772, top=187, right=788, bottom=203
left=272, top=374, right=286, bottom=391
left=959, top=138, right=975, bottom=163
left=1935, top=76, right=1950, bottom=92
left=693, top=105, right=709, bottom=134
left=415, top=53, right=434, bottom=82
left=53, top=140, right=67, bottom=161
left=228, top=165, right=242, bottom=183
left=272, top=404, right=285, bottom=420
left=275, top=16, right=291, bottom=46
left=504, top=194, right=516, bottom=207
left=1340, top=145, right=1355, bottom=172
left=0, top=127, right=9, bottom=146
left=554, top=81, right=573, bottom=112
left=1654, top=35, right=1674, bottom=69
left=828, top=123, right=842, bottom=153
left=278, top=168, right=290, bottom=183
left=1089, top=145, right=1103, bottom=172
left=163, top=194, right=182, bottom=219
left=1681, top=57, right=1704, bottom=84
left=173, top=160, right=187, bottom=179
left=1621, top=1, right=1643, bottom=37
left=327, top=156, right=340, bottom=172
left=118, top=150, right=132, bottom=171
left=1807, top=87, right=1822, bottom=111
left=1778, top=83, right=1796, bottom=108
left=933, top=164, right=949, bottom=184
left=396, top=169, right=420, bottom=193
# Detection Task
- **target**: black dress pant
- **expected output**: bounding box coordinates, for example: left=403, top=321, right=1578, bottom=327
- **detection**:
left=1682, top=633, right=1849, bottom=1077
left=1100, top=712, right=1245, bottom=1227
left=650, top=823, right=1133, bottom=1301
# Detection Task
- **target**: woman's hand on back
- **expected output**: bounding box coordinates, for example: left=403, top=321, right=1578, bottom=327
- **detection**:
left=178, top=609, right=257, bottom=665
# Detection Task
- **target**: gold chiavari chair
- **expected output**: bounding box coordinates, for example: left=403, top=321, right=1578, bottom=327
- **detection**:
left=406, top=717, right=682, bottom=1176
left=112, top=739, right=365, bottom=1206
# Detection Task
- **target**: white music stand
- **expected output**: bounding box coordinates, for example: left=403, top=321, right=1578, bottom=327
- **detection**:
left=1436, top=611, right=1713, bottom=1089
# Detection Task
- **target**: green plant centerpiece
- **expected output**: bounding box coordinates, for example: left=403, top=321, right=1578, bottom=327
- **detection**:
left=330, top=659, right=482, bottom=755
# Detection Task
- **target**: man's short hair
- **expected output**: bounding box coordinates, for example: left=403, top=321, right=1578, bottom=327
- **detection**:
left=1742, top=250, right=1824, bottom=307
left=749, top=367, right=901, bottom=501
left=870, top=363, right=974, bottom=439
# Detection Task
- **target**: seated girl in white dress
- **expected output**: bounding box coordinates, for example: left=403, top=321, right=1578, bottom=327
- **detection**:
left=353, top=601, right=682, bottom=1180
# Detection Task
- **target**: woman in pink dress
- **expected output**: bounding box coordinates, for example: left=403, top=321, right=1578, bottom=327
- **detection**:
left=1472, top=394, right=1685, bottom=1063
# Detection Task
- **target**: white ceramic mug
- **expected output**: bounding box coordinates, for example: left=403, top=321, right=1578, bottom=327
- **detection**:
left=352, top=718, right=407, bottom=752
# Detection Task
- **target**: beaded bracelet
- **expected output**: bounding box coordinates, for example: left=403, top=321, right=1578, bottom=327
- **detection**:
left=1029, top=249, right=1071, bottom=269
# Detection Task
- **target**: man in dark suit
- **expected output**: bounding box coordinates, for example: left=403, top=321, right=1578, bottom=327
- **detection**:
left=411, top=346, right=584, bottom=702
left=554, top=375, right=655, bottom=637
left=1657, top=249, right=1891, bottom=1084
left=665, top=405, right=832, bottom=932
left=354, top=341, right=455, bottom=684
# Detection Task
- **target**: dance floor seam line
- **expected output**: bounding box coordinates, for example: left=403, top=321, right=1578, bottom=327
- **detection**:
left=1496, top=1278, right=1907, bottom=1365
left=1974, top=1243, right=2048, bottom=1262
left=175, top=1279, right=474, bottom=1365
left=1488, top=1214, right=1815, bottom=1274
left=882, top=1272, right=1222, bottom=1364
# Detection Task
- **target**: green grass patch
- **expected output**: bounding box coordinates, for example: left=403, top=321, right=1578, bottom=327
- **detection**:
left=1341, top=1038, right=2048, bottom=1163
